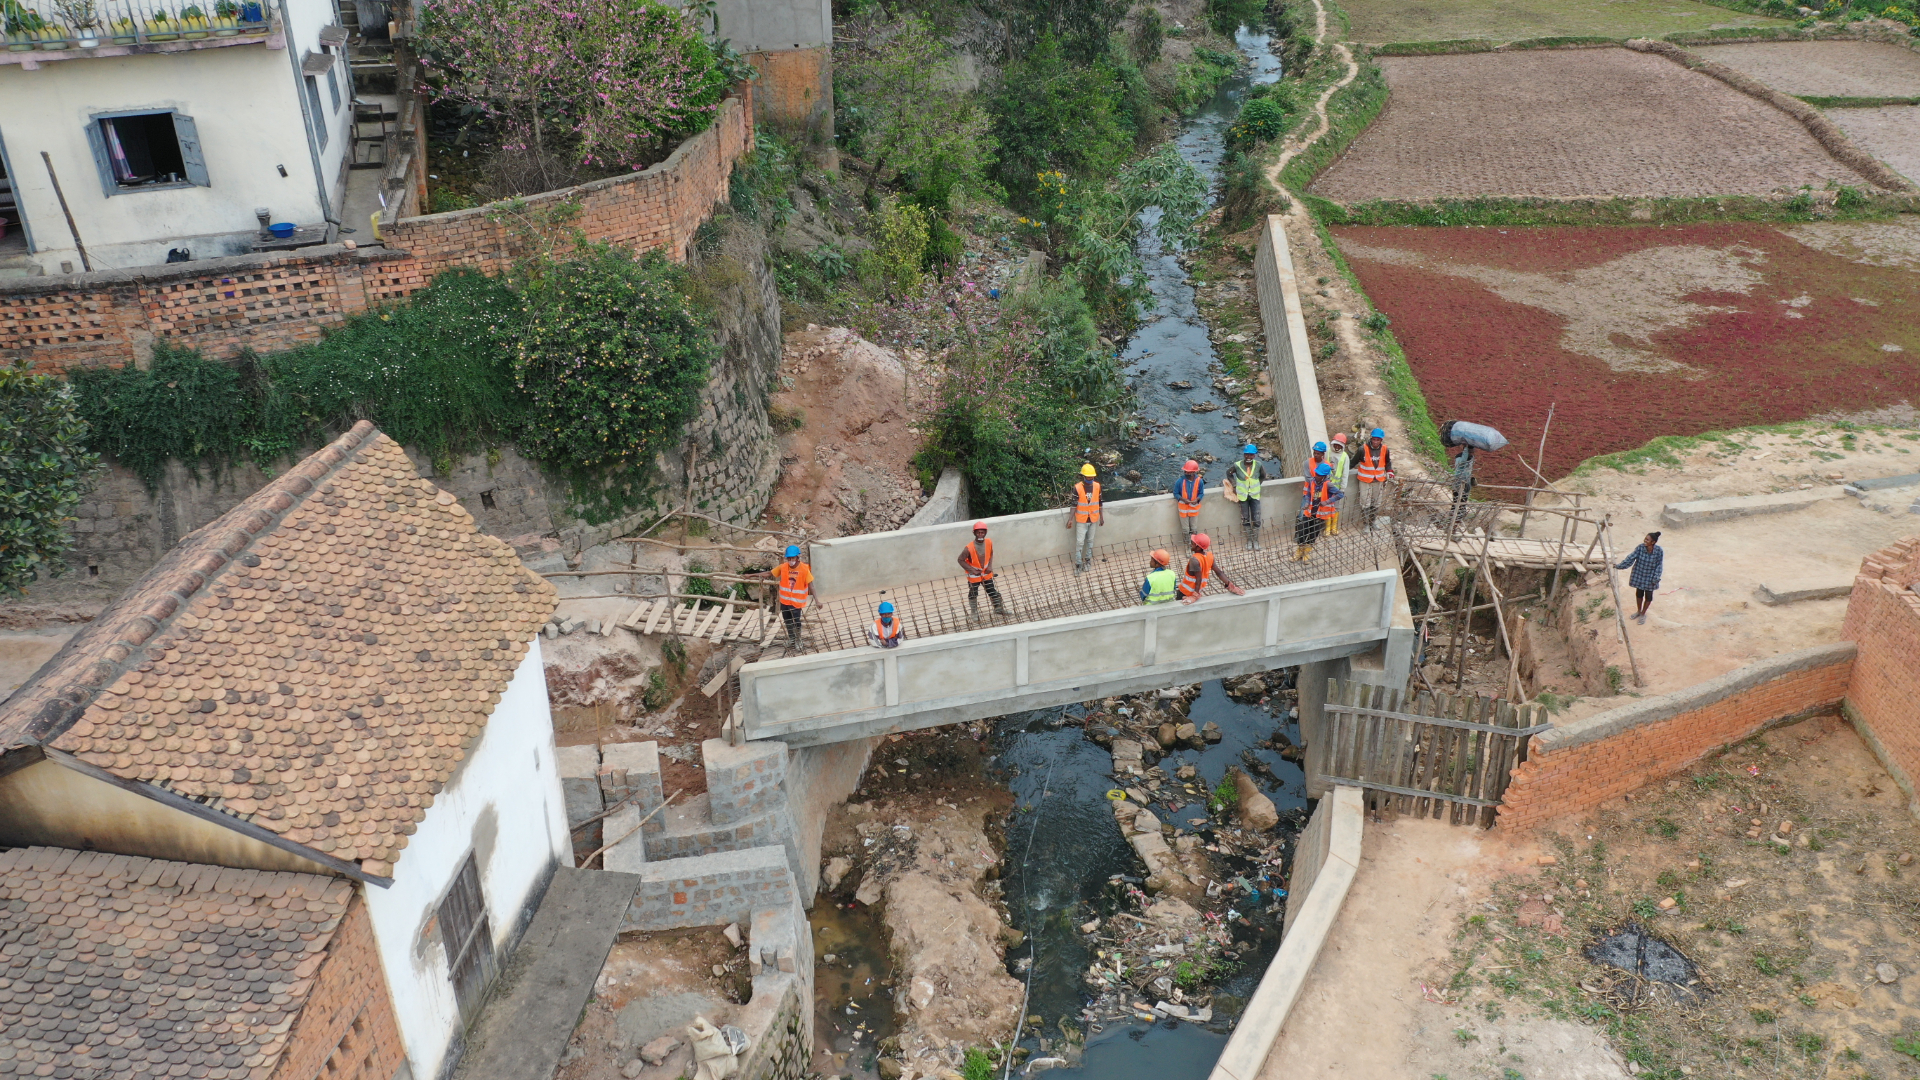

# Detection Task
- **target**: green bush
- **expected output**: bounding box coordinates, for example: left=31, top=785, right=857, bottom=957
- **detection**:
left=873, top=199, right=931, bottom=294
left=990, top=32, right=1138, bottom=202
left=1229, top=95, right=1288, bottom=146
left=513, top=244, right=714, bottom=470
left=1, top=361, right=100, bottom=597
left=1131, top=5, right=1164, bottom=62
left=71, top=345, right=254, bottom=486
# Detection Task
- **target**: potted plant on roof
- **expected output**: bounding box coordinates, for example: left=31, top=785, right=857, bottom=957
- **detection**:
left=53, top=0, right=97, bottom=46
left=210, top=0, right=237, bottom=33
left=109, top=12, right=133, bottom=40
left=4, top=0, right=46, bottom=49
left=178, top=3, right=207, bottom=36
left=145, top=7, right=177, bottom=38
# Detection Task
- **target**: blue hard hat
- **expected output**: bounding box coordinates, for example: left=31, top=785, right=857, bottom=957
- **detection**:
left=784, top=544, right=801, bottom=557
left=1243, top=443, right=1258, bottom=454
left=878, top=601, right=895, bottom=615
left=1370, top=427, right=1386, bottom=438
left=1315, top=463, right=1332, bottom=476
left=1313, top=441, right=1327, bottom=453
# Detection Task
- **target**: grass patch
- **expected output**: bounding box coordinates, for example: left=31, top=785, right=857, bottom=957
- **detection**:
left=1339, top=0, right=1787, bottom=44
left=1368, top=35, right=1620, bottom=54
left=1798, top=94, right=1920, bottom=108
left=1569, top=424, right=1816, bottom=476
left=1278, top=59, right=1389, bottom=193
left=1310, top=192, right=1919, bottom=228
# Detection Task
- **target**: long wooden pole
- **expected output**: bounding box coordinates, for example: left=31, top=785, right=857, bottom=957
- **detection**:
left=1596, top=517, right=1645, bottom=688
left=1517, top=403, right=1554, bottom=538
left=40, top=152, right=91, bottom=272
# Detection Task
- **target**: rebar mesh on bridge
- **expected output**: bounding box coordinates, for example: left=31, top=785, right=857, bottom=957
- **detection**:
left=784, top=512, right=1395, bottom=656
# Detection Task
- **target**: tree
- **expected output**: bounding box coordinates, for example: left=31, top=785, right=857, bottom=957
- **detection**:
left=836, top=15, right=994, bottom=204
left=0, top=361, right=99, bottom=598
left=989, top=33, right=1137, bottom=202
left=1023, top=143, right=1208, bottom=326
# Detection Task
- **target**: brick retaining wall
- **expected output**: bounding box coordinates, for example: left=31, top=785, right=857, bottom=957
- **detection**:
left=272, top=894, right=406, bottom=1080
left=1, top=94, right=753, bottom=372
left=1841, top=537, right=1920, bottom=813
left=1496, top=643, right=1856, bottom=829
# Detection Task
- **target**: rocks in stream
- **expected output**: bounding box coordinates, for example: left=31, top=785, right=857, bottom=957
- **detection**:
left=1231, top=768, right=1279, bottom=832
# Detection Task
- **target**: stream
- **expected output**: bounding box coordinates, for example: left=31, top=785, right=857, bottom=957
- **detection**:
left=990, top=27, right=1299, bottom=1080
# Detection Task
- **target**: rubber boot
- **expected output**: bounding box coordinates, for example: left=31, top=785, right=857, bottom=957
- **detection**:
left=1295, top=545, right=1309, bottom=562
left=969, top=598, right=981, bottom=623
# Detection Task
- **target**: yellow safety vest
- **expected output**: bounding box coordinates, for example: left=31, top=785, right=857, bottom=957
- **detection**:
left=1143, top=568, right=1178, bottom=604
left=1233, top=463, right=1262, bottom=500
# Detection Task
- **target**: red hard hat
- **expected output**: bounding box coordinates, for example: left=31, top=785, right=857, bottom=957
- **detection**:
left=972, top=521, right=988, bottom=531
left=1331, top=432, right=1348, bottom=443
left=1182, top=459, right=1199, bottom=472
left=1191, top=533, right=1210, bottom=551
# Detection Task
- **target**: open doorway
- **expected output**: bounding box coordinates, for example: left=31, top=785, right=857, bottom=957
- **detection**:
left=0, top=130, right=31, bottom=265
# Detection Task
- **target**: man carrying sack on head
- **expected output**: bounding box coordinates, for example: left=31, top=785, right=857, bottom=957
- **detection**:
left=1067, top=463, right=1104, bottom=573
left=957, top=521, right=1010, bottom=620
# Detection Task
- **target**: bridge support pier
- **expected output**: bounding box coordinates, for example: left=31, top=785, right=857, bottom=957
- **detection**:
left=1301, top=577, right=1415, bottom=797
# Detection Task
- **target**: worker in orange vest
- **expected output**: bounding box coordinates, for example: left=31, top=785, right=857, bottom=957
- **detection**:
left=1295, top=463, right=1341, bottom=561
left=1353, top=427, right=1395, bottom=530
left=753, top=544, right=813, bottom=647
left=1174, top=460, right=1205, bottom=536
left=956, top=521, right=1010, bottom=620
left=1178, top=533, right=1244, bottom=604
left=867, top=601, right=905, bottom=649
left=1067, top=463, right=1104, bottom=574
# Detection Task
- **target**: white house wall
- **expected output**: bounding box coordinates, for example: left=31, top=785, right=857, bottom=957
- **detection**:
left=0, top=0, right=350, bottom=271
left=361, top=636, right=572, bottom=1080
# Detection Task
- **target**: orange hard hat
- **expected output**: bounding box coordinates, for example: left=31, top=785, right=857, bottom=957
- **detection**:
left=1191, top=533, right=1210, bottom=551
left=972, top=521, right=988, bottom=532
left=1151, top=549, right=1171, bottom=566
left=1331, top=431, right=1348, bottom=444
left=1182, top=459, right=1199, bottom=472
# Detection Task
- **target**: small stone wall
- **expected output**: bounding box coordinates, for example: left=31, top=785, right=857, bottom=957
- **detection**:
left=621, top=845, right=796, bottom=930
left=1496, top=643, right=1857, bottom=829
left=1841, top=536, right=1920, bottom=815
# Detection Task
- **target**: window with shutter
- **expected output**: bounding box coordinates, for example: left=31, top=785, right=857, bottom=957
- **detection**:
left=84, top=111, right=207, bottom=194
left=437, top=853, right=495, bottom=1022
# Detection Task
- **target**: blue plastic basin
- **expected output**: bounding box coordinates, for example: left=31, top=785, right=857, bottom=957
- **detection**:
left=269, top=222, right=296, bottom=238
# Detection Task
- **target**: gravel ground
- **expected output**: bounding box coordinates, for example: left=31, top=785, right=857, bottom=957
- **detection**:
left=1694, top=39, right=1920, bottom=98
left=1310, top=50, right=1873, bottom=201
left=1829, top=105, right=1920, bottom=184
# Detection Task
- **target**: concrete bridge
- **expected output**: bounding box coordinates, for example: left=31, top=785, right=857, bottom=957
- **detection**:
left=729, top=478, right=1416, bottom=746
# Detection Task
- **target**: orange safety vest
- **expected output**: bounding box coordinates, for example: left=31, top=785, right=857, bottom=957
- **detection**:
left=1178, top=551, right=1214, bottom=597
left=1357, top=443, right=1389, bottom=483
left=962, top=538, right=994, bottom=583
left=1074, top=481, right=1102, bottom=524
left=773, top=562, right=812, bottom=608
left=872, top=617, right=901, bottom=642
left=1175, top=476, right=1203, bottom=518
left=1303, top=479, right=1337, bottom=520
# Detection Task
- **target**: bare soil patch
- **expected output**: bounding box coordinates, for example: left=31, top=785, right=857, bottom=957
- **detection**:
left=1831, top=106, right=1920, bottom=185
left=1341, top=0, right=1783, bottom=44
left=556, top=926, right=749, bottom=1080
left=1451, top=716, right=1920, bottom=1078
left=1694, top=40, right=1920, bottom=99
left=1310, top=50, right=1872, bottom=201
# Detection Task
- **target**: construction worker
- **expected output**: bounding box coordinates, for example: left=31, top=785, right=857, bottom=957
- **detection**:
left=1225, top=444, right=1269, bottom=549
left=1354, top=427, right=1395, bottom=530
left=957, top=521, right=1010, bottom=619
left=1068, top=463, right=1104, bottom=573
left=1295, top=463, right=1341, bottom=561
left=1178, top=532, right=1244, bottom=604
left=1326, top=432, right=1351, bottom=535
left=1174, top=460, right=1205, bottom=536
left=1139, top=550, right=1179, bottom=605
left=755, top=544, right=813, bottom=647
left=867, top=601, right=905, bottom=648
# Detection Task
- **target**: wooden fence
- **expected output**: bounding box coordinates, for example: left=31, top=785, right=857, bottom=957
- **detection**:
left=1319, top=678, right=1551, bottom=826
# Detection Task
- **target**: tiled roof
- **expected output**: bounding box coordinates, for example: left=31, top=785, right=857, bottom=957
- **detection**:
left=0, top=423, right=556, bottom=876
left=0, top=846, right=355, bottom=1080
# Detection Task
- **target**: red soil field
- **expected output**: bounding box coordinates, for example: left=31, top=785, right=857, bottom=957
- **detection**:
left=1331, top=223, right=1920, bottom=484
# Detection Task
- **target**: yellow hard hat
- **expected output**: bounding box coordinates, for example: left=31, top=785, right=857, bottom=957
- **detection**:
left=1080, top=463, right=1097, bottom=477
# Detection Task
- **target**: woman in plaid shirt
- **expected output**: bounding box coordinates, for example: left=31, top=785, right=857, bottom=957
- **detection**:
left=1617, top=531, right=1665, bottom=622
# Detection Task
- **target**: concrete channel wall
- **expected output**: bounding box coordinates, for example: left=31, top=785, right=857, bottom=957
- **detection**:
left=1254, top=215, right=1330, bottom=465
left=807, top=478, right=1304, bottom=599
left=738, top=569, right=1401, bottom=745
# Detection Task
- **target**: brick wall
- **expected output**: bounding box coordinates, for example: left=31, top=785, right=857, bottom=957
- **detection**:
left=1, top=93, right=753, bottom=372
left=622, top=845, right=797, bottom=930
left=272, top=894, right=407, bottom=1080
left=1840, top=536, right=1920, bottom=812
left=1497, top=644, right=1856, bottom=829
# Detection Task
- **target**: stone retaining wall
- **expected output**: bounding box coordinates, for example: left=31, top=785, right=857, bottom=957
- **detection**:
left=1840, top=536, right=1920, bottom=816
left=1254, top=215, right=1330, bottom=472
left=1496, top=643, right=1857, bottom=828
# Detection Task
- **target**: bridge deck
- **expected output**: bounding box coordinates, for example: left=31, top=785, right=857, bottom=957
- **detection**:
left=787, top=516, right=1396, bottom=655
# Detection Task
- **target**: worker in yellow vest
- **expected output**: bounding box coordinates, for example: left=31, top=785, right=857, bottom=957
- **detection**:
left=956, top=521, right=1010, bottom=619
left=1178, top=532, right=1244, bottom=604
left=1067, top=463, right=1104, bottom=573
left=1224, top=444, right=1269, bottom=550
left=1139, top=550, right=1179, bottom=604
left=1326, top=432, right=1352, bottom=535
left=1354, top=427, right=1395, bottom=530
left=752, top=544, right=813, bottom=647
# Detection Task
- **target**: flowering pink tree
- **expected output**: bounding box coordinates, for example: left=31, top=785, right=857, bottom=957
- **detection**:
left=417, top=0, right=727, bottom=174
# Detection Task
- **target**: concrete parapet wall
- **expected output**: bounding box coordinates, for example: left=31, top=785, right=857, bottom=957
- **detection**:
left=739, top=569, right=1399, bottom=745
left=1254, top=215, right=1329, bottom=470
left=807, top=478, right=1304, bottom=600
left=1841, top=536, right=1920, bottom=818
left=1214, top=785, right=1362, bottom=1080
left=622, top=845, right=796, bottom=931
left=901, top=468, right=969, bottom=530
left=1497, top=643, right=1856, bottom=828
